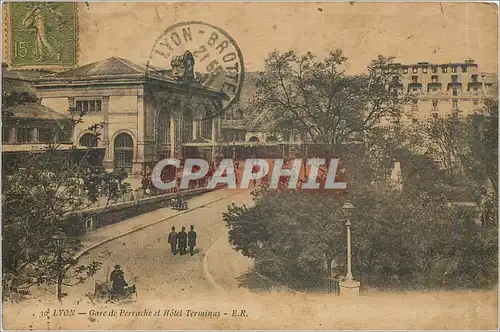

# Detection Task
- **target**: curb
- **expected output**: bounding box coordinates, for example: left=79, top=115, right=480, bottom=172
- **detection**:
left=75, top=190, right=242, bottom=260
left=202, top=236, right=226, bottom=293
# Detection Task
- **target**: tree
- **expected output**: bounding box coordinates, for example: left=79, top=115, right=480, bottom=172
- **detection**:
left=224, top=183, right=497, bottom=290
left=412, top=101, right=498, bottom=223
left=2, top=120, right=131, bottom=302
left=2, top=67, right=38, bottom=120
left=416, top=113, right=469, bottom=172
left=464, top=99, right=498, bottom=227
left=248, top=51, right=406, bottom=151
left=224, top=188, right=347, bottom=289
left=351, top=185, right=497, bottom=289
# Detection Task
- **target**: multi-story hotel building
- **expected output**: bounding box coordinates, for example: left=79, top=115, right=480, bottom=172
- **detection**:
left=387, top=59, right=497, bottom=121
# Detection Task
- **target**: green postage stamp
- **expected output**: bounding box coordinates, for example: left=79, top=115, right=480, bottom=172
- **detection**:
left=8, top=2, right=77, bottom=67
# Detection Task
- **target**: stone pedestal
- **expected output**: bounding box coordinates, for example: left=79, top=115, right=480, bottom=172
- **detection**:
left=132, top=162, right=143, bottom=177
left=103, top=160, right=114, bottom=173
left=339, top=279, right=360, bottom=297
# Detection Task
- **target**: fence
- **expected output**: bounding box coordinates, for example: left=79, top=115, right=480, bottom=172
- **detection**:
left=315, top=278, right=340, bottom=295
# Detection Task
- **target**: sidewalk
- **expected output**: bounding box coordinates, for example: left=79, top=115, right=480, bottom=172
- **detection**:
left=203, top=189, right=256, bottom=292
left=80, top=188, right=237, bottom=250
left=205, top=236, right=254, bottom=291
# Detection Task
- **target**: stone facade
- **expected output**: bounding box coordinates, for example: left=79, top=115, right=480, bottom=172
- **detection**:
left=34, top=57, right=225, bottom=175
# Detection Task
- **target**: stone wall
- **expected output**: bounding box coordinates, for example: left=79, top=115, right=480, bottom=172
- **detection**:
left=64, top=187, right=218, bottom=237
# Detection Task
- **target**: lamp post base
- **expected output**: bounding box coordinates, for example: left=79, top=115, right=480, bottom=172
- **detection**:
left=339, top=279, right=360, bottom=297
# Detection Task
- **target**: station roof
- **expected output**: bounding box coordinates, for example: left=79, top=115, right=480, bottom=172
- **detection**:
left=35, top=57, right=227, bottom=99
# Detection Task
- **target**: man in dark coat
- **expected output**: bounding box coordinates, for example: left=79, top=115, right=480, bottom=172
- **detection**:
left=110, top=264, right=128, bottom=298
left=177, top=226, right=188, bottom=255
left=187, top=225, right=197, bottom=256
left=167, top=226, right=178, bottom=255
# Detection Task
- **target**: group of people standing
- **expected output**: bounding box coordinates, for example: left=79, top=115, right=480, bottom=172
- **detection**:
left=167, top=225, right=197, bottom=256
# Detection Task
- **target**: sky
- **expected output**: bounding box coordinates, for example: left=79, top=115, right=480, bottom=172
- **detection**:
left=75, top=2, right=497, bottom=74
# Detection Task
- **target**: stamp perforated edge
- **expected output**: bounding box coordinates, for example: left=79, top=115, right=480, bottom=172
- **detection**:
left=4, top=2, right=79, bottom=70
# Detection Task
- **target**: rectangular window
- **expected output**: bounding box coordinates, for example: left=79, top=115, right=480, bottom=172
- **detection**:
left=76, top=100, right=102, bottom=113
left=432, top=100, right=438, bottom=111
left=2, top=127, right=10, bottom=143
left=471, top=74, right=478, bottom=82
left=431, top=75, right=438, bottom=83
left=462, top=66, right=467, bottom=73
left=16, top=128, right=32, bottom=143
left=452, top=100, right=459, bottom=109
left=451, top=75, right=458, bottom=83
left=453, top=88, right=458, bottom=96
left=412, top=67, right=418, bottom=74
left=403, top=68, right=408, bottom=74
left=412, top=76, right=418, bottom=83
left=432, top=66, right=438, bottom=73
left=442, top=66, right=448, bottom=73
left=451, top=67, right=457, bottom=73
left=422, top=67, right=428, bottom=73
left=39, top=128, right=54, bottom=143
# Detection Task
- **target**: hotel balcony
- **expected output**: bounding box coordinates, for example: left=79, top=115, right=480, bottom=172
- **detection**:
left=427, top=82, right=442, bottom=92
left=447, top=81, right=462, bottom=89
left=467, top=80, right=483, bottom=91
left=407, top=82, right=422, bottom=94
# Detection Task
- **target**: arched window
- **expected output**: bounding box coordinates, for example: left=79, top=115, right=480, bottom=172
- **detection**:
left=156, top=110, right=171, bottom=145
left=200, top=118, right=213, bottom=140
left=249, top=136, right=260, bottom=143
left=114, top=133, right=134, bottom=173
left=79, top=133, right=98, bottom=147
left=267, top=136, right=278, bottom=142
left=114, top=133, right=133, bottom=149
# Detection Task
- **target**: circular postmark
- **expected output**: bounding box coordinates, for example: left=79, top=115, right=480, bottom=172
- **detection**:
left=147, top=21, right=245, bottom=118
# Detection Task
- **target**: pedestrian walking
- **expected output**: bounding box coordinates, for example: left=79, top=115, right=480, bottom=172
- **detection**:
left=167, top=226, right=178, bottom=255
left=177, top=226, right=188, bottom=255
left=188, top=225, right=197, bottom=256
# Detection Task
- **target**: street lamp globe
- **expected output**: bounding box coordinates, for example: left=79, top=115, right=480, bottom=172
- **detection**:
left=52, top=230, right=68, bottom=251
left=342, top=201, right=355, bottom=218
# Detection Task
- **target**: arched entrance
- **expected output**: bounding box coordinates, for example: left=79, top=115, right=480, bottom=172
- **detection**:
left=79, top=133, right=98, bottom=147
left=114, top=133, right=134, bottom=173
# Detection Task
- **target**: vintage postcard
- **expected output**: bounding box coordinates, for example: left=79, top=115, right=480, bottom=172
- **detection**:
left=1, top=1, right=498, bottom=330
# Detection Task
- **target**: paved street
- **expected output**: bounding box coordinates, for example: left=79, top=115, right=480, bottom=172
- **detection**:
left=72, top=188, right=254, bottom=301
left=3, top=188, right=497, bottom=330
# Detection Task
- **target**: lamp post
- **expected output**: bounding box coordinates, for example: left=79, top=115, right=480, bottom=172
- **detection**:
left=52, top=230, right=68, bottom=302
left=232, top=140, right=236, bottom=160
left=342, top=201, right=355, bottom=281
